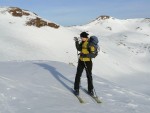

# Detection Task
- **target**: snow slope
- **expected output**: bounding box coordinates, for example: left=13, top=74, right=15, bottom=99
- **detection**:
left=68, top=16, right=150, bottom=95
left=0, top=7, right=150, bottom=99
left=0, top=61, right=150, bottom=113
left=0, top=7, right=76, bottom=63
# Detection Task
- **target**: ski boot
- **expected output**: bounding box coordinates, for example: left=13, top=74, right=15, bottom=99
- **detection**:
left=74, top=89, right=79, bottom=96
left=88, top=90, right=94, bottom=96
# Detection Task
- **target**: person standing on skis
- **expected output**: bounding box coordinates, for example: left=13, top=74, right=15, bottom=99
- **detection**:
left=74, top=32, right=97, bottom=96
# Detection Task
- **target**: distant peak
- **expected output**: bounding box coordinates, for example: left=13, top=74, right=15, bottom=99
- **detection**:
left=97, top=15, right=110, bottom=20
left=0, top=7, right=60, bottom=29
left=143, top=18, right=150, bottom=23
left=87, top=15, right=112, bottom=25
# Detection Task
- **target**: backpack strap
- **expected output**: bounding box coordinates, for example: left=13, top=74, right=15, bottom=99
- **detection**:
left=87, top=42, right=97, bottom=58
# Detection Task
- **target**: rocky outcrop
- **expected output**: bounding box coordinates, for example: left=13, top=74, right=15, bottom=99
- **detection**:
left=94, top=15, right=110, bottom=21
left=8, top=7, right=30, bottom=17
left=26, top=17, right=59, bottom=28
left=8, top=7, right=59, bottom=29
left=99, top=15, right=110, bottom=20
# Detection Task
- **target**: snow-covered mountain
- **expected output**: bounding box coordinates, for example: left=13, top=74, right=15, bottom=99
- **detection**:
left=0, top=7, right=76, bottom=63
left=0, top=7, right=150, bottom=113
left=1, top=7, right=150, bottom=93
left=69, top=15, right=150, bottom=95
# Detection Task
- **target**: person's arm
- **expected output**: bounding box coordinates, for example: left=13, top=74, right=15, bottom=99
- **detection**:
left=75, top=41, right=82, bottom=51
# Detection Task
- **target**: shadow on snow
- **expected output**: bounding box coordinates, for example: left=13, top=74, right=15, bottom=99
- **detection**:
left=34, top=63, right=75, bottom=94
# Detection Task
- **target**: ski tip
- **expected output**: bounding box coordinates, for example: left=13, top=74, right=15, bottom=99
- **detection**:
left=79, top=100, right=85, bottom=104
left=94, top=97, right=102, bottom=103
left=76, top=96, right=85, bottom=104
left=97, top=100, right=102, bottom=103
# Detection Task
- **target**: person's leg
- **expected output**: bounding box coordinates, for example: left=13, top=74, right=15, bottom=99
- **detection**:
left=74, top=60, right=84, bottom=91
left=85, top=61, right=93, bottom=92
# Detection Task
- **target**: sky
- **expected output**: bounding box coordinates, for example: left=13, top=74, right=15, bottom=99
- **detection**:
left=0, top=0, right=150, bottom=26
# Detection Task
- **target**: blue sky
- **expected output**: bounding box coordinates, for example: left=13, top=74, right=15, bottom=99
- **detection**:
left=0, top=0, right=150, bottom=26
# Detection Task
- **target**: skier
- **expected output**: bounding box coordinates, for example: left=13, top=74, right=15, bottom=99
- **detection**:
left=74, top=32, right=97, bottom=96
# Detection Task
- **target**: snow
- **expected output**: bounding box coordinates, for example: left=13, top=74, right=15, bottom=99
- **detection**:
left=0, top=7, right=76, bottom=63
left=69, top=16, right=150, bottom=96
left=0, top=7, right=150, bottom=113
left=0, top=61, right=150, bottom=113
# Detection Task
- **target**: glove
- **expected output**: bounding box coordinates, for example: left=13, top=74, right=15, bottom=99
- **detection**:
left=80, top=53, right=87, bottom=57
left=74, top=37, right=78, bottom=42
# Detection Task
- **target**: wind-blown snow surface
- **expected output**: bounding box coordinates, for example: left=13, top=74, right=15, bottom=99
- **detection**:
left=0, top=61, right=150, bottom=113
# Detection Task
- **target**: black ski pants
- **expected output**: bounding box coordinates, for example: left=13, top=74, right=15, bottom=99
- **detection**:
left=74, top=60, right=93, bottom=91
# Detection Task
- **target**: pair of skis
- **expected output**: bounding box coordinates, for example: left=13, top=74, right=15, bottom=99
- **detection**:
left=73, top=89, right=102, bottom=104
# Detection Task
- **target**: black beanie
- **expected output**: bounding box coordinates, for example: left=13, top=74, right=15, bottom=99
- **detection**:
left=80, top=32, right=89, bottom=38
